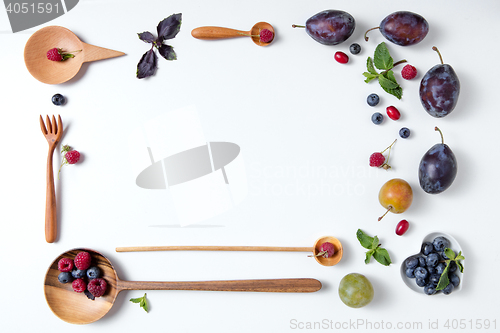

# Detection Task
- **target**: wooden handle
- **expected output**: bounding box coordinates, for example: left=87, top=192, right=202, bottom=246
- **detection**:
left=117, top=278, right=321, bottom=293
left=45, top=148, right=57, bottom=243
left=116, top=246, right=314, bottom=252
left=191, top=26, right=250, bottom=40
left=82, top=42, right=125, bottom=63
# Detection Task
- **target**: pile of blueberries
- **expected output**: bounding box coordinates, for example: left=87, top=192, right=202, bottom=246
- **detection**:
left=404, top=236, right=461, bottom=295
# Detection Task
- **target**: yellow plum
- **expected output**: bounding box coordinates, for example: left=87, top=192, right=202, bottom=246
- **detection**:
left=378, top=178, right=413, bottom=221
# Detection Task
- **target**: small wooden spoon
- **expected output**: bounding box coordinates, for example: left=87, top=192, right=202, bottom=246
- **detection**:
left=24, top=26, right=125, bottom=84
left=116, top=236, right=343, bottom=266
left=45, top=249, right=322, bottom=324
left=191, top=22, right=274, bottom=46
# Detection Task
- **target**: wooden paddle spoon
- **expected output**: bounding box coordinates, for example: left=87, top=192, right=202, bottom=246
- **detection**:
left=191, top=22, right=274, bottom=46
left=116, top=236, right=343, bottom=266
left=45, top=249, right=321, bottom=324
left=24, top=26, right=125, bottom=84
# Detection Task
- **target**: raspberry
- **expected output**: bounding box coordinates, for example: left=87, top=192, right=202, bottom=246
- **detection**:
left=369, top=152, right=385, bottom=167
left=87, top=278, right=107, bottom=297
left=259, top=29, right=274, bottom=43
left=72, top=278, right=87, bottom=293
left=47, top=48, right=63, bottom=61
left=401, top=64, right=417, bottom=80
left=65, top=150, right=80, bottom=164
left=58, top=258, right=74, bottom=272
left=74, top=251, right=91, bottom=270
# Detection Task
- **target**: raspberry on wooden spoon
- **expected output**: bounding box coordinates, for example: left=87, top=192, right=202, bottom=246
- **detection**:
left=309, top=242, right=335, bottom=258
left=46, top=48, right=82, bottom=61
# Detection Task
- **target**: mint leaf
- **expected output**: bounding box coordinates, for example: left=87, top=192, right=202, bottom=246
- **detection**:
left=379, top=71, right=402, bottom=99
left=366, top=57, right=378, bottom=75
left=374, top=42, right=393, bottom=70
left=444, top=248, right=456, bottom=260
left=130, top=293, right=149, bottom=312
left=371, top=236, right=379, bottom=250
left=378, top=72, right=399, bottom=89
left=373, top=247, right=392, bottom=266
left=365, top=249, right=375, bottom=264
left=357, top=229, right=374, bottom=249
left=436, top=263, right=451, bottom=291
left=457, top=261, right=464, bottom=273
left=363, top=72, right=378, bottom=83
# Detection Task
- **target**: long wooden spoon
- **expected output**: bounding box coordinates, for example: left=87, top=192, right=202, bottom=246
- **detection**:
left=45, top=249, right=322, bottom=324
left=116, top=236, right=343, bottom=266
left=191, top=22, right=274, bottom=46
left=24, top=26, right=125, bottom=84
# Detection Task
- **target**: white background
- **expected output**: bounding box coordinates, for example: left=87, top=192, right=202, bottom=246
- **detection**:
left=1, top=0, right=499, bottom=332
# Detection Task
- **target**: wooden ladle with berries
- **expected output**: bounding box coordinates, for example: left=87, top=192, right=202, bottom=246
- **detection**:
left=191, top=22, right=275, bottom=46
left=24, top=26, right=125, bottom=84
left=45, top=248, right=322, bottom=324
left=116, top=236, right=343, bottom=267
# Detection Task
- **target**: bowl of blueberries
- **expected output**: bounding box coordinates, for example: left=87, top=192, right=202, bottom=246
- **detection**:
left=401, top=232, right=464, bottom=296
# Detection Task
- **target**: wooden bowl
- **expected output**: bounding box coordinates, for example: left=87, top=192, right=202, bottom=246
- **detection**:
left=312, top=236, right=343, bottom=266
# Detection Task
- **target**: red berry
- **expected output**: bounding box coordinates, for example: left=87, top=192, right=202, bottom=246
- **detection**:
left=396, top=219, right=410, bottom=236
left=72, top=278, right=87, bottom=293
left=369, top=152, right=385, bottom=167
left=401, top=64, right=417, bottom=80
left=74, top=251, right=91, bottom=270
left=65, top=150, right=80, bottom=164
left=87, top=278, right=107, bottom=297
left=318, top=242, right=335, bottom=258
left=47, top=48, right=63, bottom=61
left=386, top=106, right=401, bottom=120
left=57, top=258, right=74, bottom=272
left=334, top=51, right=349, bottom=64
left=259, top=29, right=274, bottom=43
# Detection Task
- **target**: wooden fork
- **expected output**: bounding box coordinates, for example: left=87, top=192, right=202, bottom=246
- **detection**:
left=40, top=115, right=63, bottom=243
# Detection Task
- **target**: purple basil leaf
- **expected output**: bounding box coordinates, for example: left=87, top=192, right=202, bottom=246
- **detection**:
left=157, top=44, right=177, bottom=61
left=157, top=13, right=182, bottom=42
left=138, top=31, right=155, bottom=43
left=136, top=49, right=158, bottom=79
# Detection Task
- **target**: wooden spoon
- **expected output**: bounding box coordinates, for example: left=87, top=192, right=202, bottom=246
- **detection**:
left=116, top=236, right=343, bottom=267
left=45, top=249, right=322, bottom=324
left=24, top=26, right=125, bottom=84
left=191, top=22, right=274, bottom=46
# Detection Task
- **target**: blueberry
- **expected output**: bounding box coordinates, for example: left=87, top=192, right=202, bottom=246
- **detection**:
left=349, top=43, right=361, bottom=55
left=449, top=273, right=460, bottom=287
left=405, top=257, right=419, bottom=269
left=371, top=112, right=384, bottom=124
left=449, top=261, right=457, bottom=273
left=436, top=263, right=446, bottom=275
left=427, top=266, right=437, bottom=275
left=86, top=266, right=101, bottom=279
left=429, top=274, right=441, bottom=286
left=440, top=250, right=453, bottom=260
left=367, top=93, right=380, bottom=106
left=417, top=256, right=426, bottom=267
left=58, top=272, right=73, bottom=284
left=414, top=267, right=428, bottom=280
left=424, top=284, right=437, bottom=295
left=51, top=93, right=66, bottom=106
left=421, top=242, right=434, bottom=256
left=416, top=277, right=427, bottom=287
left=399, top=127, right=410, bottom=139
left=71, top=269, right=86, bottom=279
left=433, top=236, right=450, bottom=252
left=405, top=267, right=415, bottom=278
left=442, top=282, right=454, bottom=295
left=426, top=253, right=440, bottom=267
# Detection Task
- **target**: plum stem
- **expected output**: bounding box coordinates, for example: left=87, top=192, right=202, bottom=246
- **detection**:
left=292, top=24, right=305, bottom=28
left=378, top=206, right=392, bottom=221
left=364, top=27, right=380, bottom=41
left=432, top=46, right=444, bottom=64
left=435, top=126, right=444, bottom=144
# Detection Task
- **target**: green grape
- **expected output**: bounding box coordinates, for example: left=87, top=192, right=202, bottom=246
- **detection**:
left=338, top=273, right=374, bottom=308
